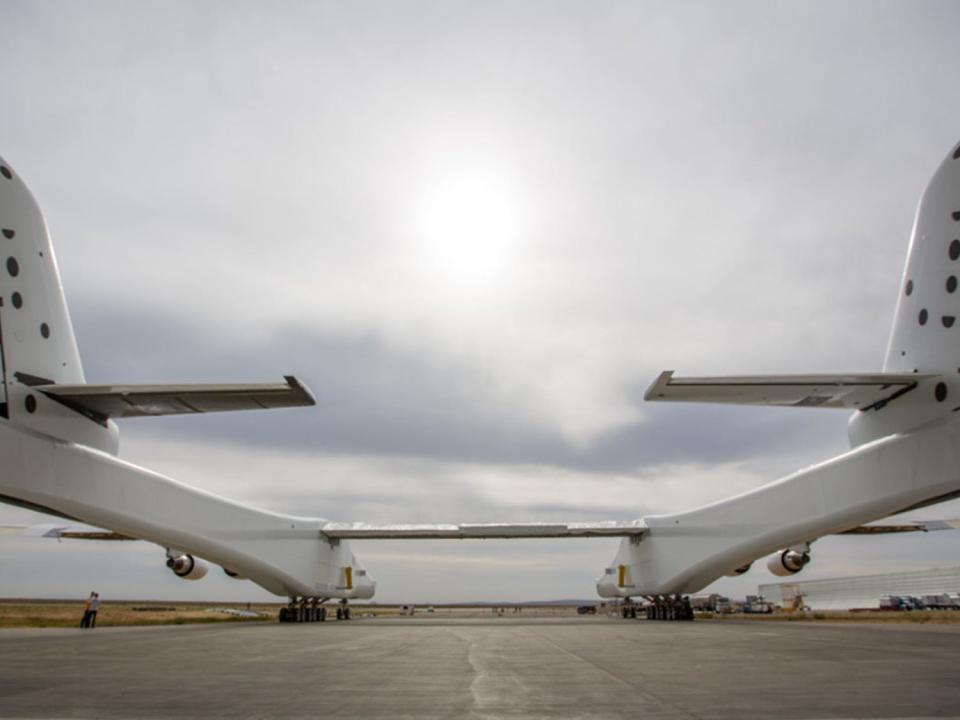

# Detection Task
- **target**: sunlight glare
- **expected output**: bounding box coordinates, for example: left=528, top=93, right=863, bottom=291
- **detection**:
left=414, top=168, right=526, bottom=293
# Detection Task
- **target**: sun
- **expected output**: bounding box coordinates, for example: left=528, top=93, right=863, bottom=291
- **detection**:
left=413, top=167, right=526, bottom=293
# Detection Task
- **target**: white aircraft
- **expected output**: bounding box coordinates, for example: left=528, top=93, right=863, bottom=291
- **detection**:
left=2, top=140, right=959, bottom=622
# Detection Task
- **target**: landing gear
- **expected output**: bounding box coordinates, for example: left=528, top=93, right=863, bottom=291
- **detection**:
left=278, top=597, right=332, bottom=623
left=336, top=599, right=351, bottom=620
left=643, top=594, right=694, bottom=621
left=620, top=599, right=638, bottom=619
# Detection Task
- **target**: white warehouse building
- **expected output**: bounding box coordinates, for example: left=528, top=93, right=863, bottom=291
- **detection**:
left=759, top=566, right=960, bottom=610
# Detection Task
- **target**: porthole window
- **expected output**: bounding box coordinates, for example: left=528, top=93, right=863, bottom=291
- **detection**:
left=954, top=211, right=960, bottom=222
left=943, top=316, right=955, bottom=328
left=11, top=292, right=21, bottom=309
left=24, top=395, right=36, bottom=413
left=951, top=240, right=960, bottom=260
left=1, top=229, right=13, bottom=239
left=906, top=280, right=914, bottom=296
left=936, top=382, right=948, bottom=402
left=6, top=257, right=19, bottom=277
left=40, top=323, right=50, bottom=339
left=949, top=277, right=958, bottom=294
left=919, top=308, right=928, bottom=325
left=0, top=166, right=10, bottom=180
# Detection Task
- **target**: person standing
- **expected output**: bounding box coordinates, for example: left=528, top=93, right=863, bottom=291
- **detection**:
left=80, top=592, right=95, bottom=628
left=88, top=593, right=100, bottom=628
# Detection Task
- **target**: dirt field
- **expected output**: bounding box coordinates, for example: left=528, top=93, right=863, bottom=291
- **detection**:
left=0, top=599, right=279, bottom=628
left=0, top=601, right=575, bottom=628
left=4, top=600, right=959, bottom=628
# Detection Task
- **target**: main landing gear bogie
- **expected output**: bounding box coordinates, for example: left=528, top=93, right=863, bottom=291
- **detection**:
left=620, top=595, right=694, bottom=621
left=279, top=597, right=349, bottom=623
left=643, top=595, right=694, bottom=621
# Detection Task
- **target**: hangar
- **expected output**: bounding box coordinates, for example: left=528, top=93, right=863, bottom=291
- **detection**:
left=759, top=566, right=960, bottom=610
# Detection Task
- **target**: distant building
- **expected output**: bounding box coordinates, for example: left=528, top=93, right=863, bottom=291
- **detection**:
left=759, top=566, right=960, bottom=610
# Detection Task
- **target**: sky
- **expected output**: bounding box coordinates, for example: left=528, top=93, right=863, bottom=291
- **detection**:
left=2, top=0, right=960, bottom=603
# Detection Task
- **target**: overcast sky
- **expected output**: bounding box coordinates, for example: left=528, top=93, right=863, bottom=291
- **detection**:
left=2, top=0, right=960, bottom=604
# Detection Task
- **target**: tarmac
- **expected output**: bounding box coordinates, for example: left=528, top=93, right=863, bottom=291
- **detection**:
left=1, top=615, right=959, bottom=719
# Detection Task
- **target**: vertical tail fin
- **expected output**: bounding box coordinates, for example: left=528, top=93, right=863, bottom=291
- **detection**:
left=884, top=141, right=960, bottom=374
left=0, top=155, right=116, bottom=452
left=848, top=140, right=960, bottom=446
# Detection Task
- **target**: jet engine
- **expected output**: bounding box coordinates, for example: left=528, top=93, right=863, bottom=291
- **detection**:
left=166, top=553, right=208, bottom=580
left=766, top=548, right=810, bottom=577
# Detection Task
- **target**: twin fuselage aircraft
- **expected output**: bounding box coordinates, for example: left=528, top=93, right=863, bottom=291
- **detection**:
left=2, top=141, right=960, bottom=621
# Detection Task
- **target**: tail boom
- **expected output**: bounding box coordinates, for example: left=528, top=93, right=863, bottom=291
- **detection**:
left=598, top=416, right=960, bottom=598
left=0, top=422, right=372, bottom=599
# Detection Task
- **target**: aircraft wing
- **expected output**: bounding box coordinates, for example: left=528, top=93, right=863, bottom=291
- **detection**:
left=0, top=523, right=136, bottom=540
left=26, top=375, right=315, bottom=422
left=644, top=371, right=933, bottom=410
left=838, top=518, right=960, bottom=535
left=321, top=521, right=647, bottom=539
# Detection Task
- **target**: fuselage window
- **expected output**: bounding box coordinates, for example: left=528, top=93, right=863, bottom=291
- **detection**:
left=919, top=308, right=928, bottom=325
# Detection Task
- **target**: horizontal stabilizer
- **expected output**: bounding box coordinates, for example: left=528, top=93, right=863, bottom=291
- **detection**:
left=321, top=521, right=647, bottom=540
left=644, top=371, right=932, bottom=410
left=32, top=375, right=315, bottom=422
left=839, top=518, right=960, bottom=535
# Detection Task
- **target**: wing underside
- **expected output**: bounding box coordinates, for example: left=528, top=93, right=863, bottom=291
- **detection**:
left=644, top=371, right=932, bottom=410
left=27, top=375, right=315, bottom=422
left=320, top=521, right=648, bottom=539
left=839, top=518, right=960, bottom=534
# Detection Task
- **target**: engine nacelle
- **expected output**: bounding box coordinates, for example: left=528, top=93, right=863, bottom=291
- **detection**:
left=765, top=549, right=810, bottom=577
left=166, top=554, right=208, bottom=580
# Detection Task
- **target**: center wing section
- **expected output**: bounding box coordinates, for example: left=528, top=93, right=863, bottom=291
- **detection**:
left=321, top=521, right=647, bottom=540
left=644, top=371, right=933, bottom=410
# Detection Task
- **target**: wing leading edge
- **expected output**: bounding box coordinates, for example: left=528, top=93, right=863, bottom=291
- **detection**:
left=644, top=371, right=932, bottom=410
left=7, top=517, right=958, bottom=544
left=30, top=375, right=315, bottom=422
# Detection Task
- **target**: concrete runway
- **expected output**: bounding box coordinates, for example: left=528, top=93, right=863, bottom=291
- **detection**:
left=1, top=616, right=959, bottom=719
